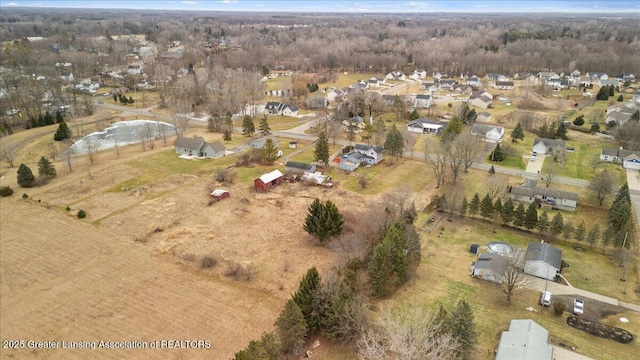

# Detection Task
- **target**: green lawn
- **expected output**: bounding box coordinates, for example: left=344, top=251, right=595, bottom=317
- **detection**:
left=387, top=217, right=639, bottom=360
left=318, top=73, right=380, bottom=90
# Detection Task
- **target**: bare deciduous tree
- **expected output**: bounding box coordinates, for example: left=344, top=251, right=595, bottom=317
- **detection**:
left=424, top=142, right=448, bottom=189
left=358, top=302, right=460, bottom=360
left=441, top=185, right=464, bottom=221
left=486, top=174, right=508, bottom=200
left=1, top=141, right=16, bottom=168
left=85, top=138, right=97, bottom=165
left=543, top=163, right=558, bottom=188
left=588, top=169, right=616, bottom=206
left=496, top=257, right=529, bottom=305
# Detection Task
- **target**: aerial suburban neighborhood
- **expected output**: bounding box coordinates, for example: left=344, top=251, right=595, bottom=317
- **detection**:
left=0, top=2, right=639, bottom=360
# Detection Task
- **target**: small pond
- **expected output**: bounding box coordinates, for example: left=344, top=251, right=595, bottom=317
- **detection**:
left=70, top=120, right=177, bottom=154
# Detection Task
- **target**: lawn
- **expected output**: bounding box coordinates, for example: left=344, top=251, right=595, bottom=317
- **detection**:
left=317, top=73, right=379, bottom=90
left=339, top=158, right=432, bottom=195
left=385, top=217, right=640, bottom=360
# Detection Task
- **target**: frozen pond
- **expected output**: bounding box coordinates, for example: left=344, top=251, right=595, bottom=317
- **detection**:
left=70, top=120, right=177, bottom=154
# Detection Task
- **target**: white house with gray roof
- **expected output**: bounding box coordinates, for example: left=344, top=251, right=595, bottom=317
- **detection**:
left=524, top=242, right=562, bottom=280
left=532, top=138, right=565, bottom=155
left=495, top=319, right=553, bottom=360
left=354, top=144, right=384, bottom=165
left=174, top=137, right=225, bottom=159
left=407, top=118, right=444, bottom=135
left=471, top=124, right=504, bottom=143
left=413, top=94, right=433, bottom=109
left=509, top=185, right=578, bottom=212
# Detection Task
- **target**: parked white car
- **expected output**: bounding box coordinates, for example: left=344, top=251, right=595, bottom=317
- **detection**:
left=540, top=291, right=552, bottom=306
left=573, top=299, right=584, bottom=315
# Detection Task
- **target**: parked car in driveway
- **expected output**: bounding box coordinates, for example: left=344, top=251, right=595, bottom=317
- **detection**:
left=573, top=299, right=584, bottom=315
left=540, top=291, right=552, bottom=306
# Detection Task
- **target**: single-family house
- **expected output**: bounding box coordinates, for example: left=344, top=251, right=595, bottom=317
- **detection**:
left=326, top=88, right=346, bottom=103
left=354, top=144, right=384, bottom=165
left=493, top=81, right=515, bottom=90
left=265, top=101, right=284, bottom=115
left=385, top=71, right=406, bottom=81
left=579, top=75, right=592, bottom=87
left=285, top=161, right=317, bottom=175
left=350, top=81, right=369, bottom=92
left=466, top=75, right=481, bottom=87
left=476, top=112, right=492, bottom=122
left=471, top=253, right=506, bottom=283
left=421, top=82, right=439, bottom=93
left=524, top=242, right=562, bottom=281
left=469, top=93, right=492, bottom=109
left=254, top=169, right=284, bottom=192
left=495, top=319, right=553, bottom=360
left=338, top=151, right=363, bottom=171
left=586, top=71, right=608, bottom=81
left=60, top=72, right=74, bottom=82
left=250, top=137, right=280, bottom=149
left=127, top=65, right=141, bottom=75
left=600, top=79, right=620, bottom=87
left=414, top=94, right=433, bottom=109
left=605, top=111, right=633, bottom=126
left=281, top=104, right=298, bottom=116
left=407, top=118, right=444, bottom=134
left=532, top=138, right=565, bottom=155
left=615, top=73, right=635, bottom=82
left=485, top=73, right=509, bottom=82
left=604, top=148, right=640, bottom=170
left=174, top=137, right=225, bottom=159
left=433, top=72, right=448, bottom=80
left=343, top=116, right=366, bottom=133
left=210, top=189, right=230, bottom=201
left=508, top=186, right=578, bottom=212
left=471, top=124, right=504, bottom=143
left=537, top=72, right=559, bottom=80
left=623, top=153, right=640, bottom=170
left=368, top=77, right=385, bottom=87
left=409, top=69, right=427, bottom=80
left=437, top=79, right=458, bottom=90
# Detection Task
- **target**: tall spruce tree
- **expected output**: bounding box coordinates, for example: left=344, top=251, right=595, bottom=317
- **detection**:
left=314, top=129, right=330, bottom=166
left=242, top=115, right=255, bottom=136
left=441, top=116, right=463, bottom=143
left=513, top=203, right=526, bottom=228
left=53, top=121, right=72, bottom=141
left=511, top=122, right=525, bottom=142
left=601, top=224, right=614, bottom=250
left=447, top=299, right=478, bottom=360
left=523, top=202, right=538, bottom=230
left=37, top=156, right=56, bottom=178
left=469, top=193, right=480, bottom=217
left=260, top=138, right=278, bottom=165
left=480, top=193, right=494, bottom=219
left=55, top=110, right=64, bottom=123
left=303, top=199, right=344, bottom=242
left=17, top=163, right=36, bottom=188
left=501, top=199, right=515, bottom=225
left=274, top=299, right=307, bottom=354
left=574, top=220, right=586, bottom=244
left=292, top=267, right=322, bottom=334
left=384, top=124, right=404, bottom=161
left=258, top=114, right=271, bottom=136
left=367, top=221, right=408, bottom=296
left=587, top=224, right=600, bottom=248
left=537, top=211, right=549, bottom=234
left=550, top=212, right=564, bottom=239
left=562, top=223, right=574, bottom=243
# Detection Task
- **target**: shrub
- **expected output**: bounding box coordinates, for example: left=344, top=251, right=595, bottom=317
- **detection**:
left=225, top=262, right=257, bottom=281
left=573, top=115, right=585, bottom=126
left=22, top=193, right=28, bottom=199
left=200, top=256, right=217, bottom=269
left=65, top=206, right=71, bottom=211
left=0, top=186, right=14, bottom=197
left=553, top=302, right=566, bottom=316
left=215, top=168, right=237, bottom=183
left=77, top=209, right=87, bottom=218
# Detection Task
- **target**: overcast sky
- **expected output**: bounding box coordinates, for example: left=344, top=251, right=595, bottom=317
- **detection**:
left=1, top=0, right=639, bottom=13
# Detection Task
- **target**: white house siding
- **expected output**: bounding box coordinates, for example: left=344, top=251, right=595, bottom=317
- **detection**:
left=532, top=142, right=549, bottom=155
left=624, top=156, right=640, bottom=170
left=524, top=261, right=558, bottom=281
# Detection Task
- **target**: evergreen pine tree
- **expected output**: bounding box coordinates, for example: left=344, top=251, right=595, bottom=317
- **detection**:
left=234, top=332, right=279, bottom=360
left=562, top=223, right=574, bottom=243
left=292, top=267, right=322, bottom=334
left=493, top=198, right=503, bottom=216
left=303, top=199, right=344, bottom=242
left=129, top=96, right=134, bottom=104
left=17, top=163, right=36, bottom=187
left=489, top=143, right=506, bottom=162
left=260, top=138, right=278, bottom=165
left=55, top=110, right=64, bottom=123
left=441, top=116, right=463, bottom=143
left=242, top=115, right=255, bottom=136
left=587, top=224, right=600, bottom=248
left=274, top=299, right=308, bottom=354
left=368, top=236, right=392, bottom=296
left=223, top=128, right=232, bottom=142
left=314, top=129, right=330, bottom=166
left=537, top=211, right=549, bottom=234
left=608, top=199, right=631, bottom=235
left=550, top=212, right=564, bottom=239
left=44, top=111, right=54, bottom=125
left=53, top=121, right=72, bottom=141
left=37, top=156, right=56, bottom=178
left=447, top=299, right=478, bottom=360
left=480, top=193, right=494, bottom=219
left=511, top=122, right=525, bottom=142
left=408, top=108, right=420, bottom=121
left=523, top=202, right=538, bottom=230
left=574, top=220, right=586, bottom=244
left=501, top=199, right=515, bottom=225
left=38, top=113, right=46, bottom=127
left=460, top=197, right=468, bottom=217
left=513, top=203, right=526, bottom=228
left=367, top=221, right=409, bottom=296
left=258, top=114, right=271, bottom=136
left=555, top=122, right=568, bottom=140
left=601, top=224, right=614, bottom=250
left=468, top=193, right=480, bottom=217
left=384, top=124, right=404, bottom=160
left=488, top=165, right=496, bottom=175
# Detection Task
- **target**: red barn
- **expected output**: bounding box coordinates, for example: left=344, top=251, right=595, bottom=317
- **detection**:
left=210, top=189, right=230, bottom=200
left=254, top=169, right=284, bottom=192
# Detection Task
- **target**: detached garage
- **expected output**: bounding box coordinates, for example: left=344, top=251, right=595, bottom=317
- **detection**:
left=623, top=153, right=640, bottom=170
left=254, top=169, right=284, bottom=192
left=524, top=242, right=562, bottom=281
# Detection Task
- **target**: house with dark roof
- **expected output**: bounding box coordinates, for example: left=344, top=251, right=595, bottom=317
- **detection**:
left=466, top=75, right=481, bottom=87
left=250, top=137, right=280, bottom=149
left=495, top=319, right=553, bottom=360
left=174, top=137, right=225, bottom=159
left=508, top=185, right=578, bottom=212
left=407, top=118, right=444, bottom=135
left=471, top=124, right=504, bottom=143
left=600, top=148, right=640, bottom=170
left=338, top=151, right=363, bottom=171
left=471, top=253, right=506, bottom=283
left=413, top=94, right=433, bottom=109
left=285, top=161, right=316, bottom=175
left=532, top=138, right=565, bottom=155
left=524, top=242, right=562, bottom=280
left=354, top=144, right=384, bottom=165
left=493, top=81, right=515, bottom=90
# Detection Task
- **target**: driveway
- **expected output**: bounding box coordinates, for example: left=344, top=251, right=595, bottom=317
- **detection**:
left=525, top=154, right=545, bottom=174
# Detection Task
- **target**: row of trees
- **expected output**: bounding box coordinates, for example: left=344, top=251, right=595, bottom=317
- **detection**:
left=16, top=157, right=57, bottom=187
left=24, top=110, right=64, bottom=130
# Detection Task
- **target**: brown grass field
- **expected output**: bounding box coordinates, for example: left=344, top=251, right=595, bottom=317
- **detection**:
left=1, top=109, right=639, bottom=359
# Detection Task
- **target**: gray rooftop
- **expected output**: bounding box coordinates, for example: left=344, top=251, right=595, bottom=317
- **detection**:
left=525, top=243, right=562, bottom=269
left=510, top=186, right=579, bottom=202
left=496, top=319, right=553, bottom=360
